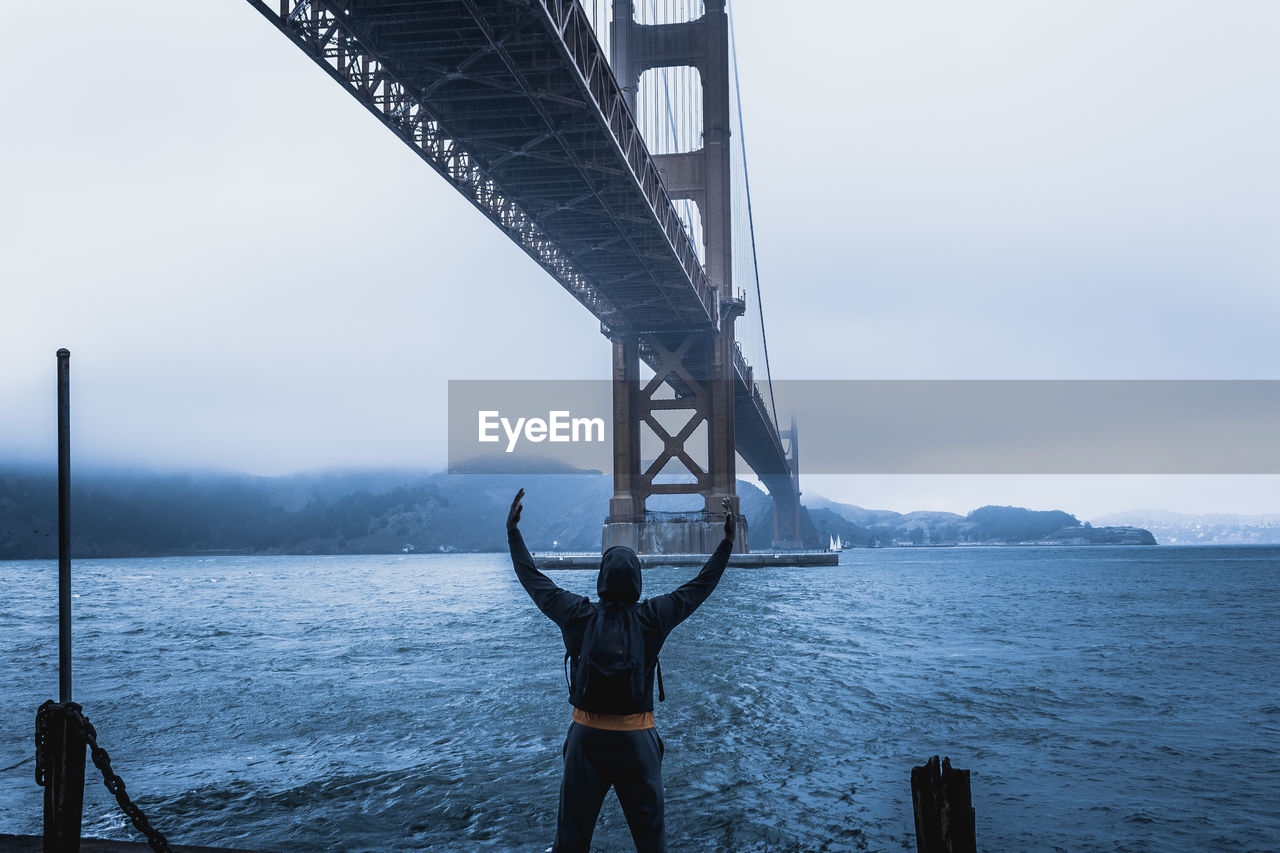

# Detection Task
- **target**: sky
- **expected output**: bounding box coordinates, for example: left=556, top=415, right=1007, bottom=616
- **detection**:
left=2, top=0, right=1277, bottom=518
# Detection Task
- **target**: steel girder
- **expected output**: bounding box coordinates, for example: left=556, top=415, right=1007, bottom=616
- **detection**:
left=246, top=0, right=718, bottom=332
left=245, top=0, right=795, bottom=524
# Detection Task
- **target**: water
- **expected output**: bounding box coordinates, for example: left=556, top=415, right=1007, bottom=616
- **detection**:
left=1, top=546, right=1277, bottom=852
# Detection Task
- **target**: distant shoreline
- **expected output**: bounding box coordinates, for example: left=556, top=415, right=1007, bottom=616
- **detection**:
left=19, top=466, right=1280, bottom=559
left=14, top=543, right=1280, bottom=564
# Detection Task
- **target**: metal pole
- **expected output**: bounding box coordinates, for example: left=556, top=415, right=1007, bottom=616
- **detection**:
left=56, top=348, right=71, bottom=703
left=43, top=348, right=86, bottom=852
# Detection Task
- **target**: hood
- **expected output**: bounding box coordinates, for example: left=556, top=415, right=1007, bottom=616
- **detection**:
left=597, top=545, right=642, bottom=603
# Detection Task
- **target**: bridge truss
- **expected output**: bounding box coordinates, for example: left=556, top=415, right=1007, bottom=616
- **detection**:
left=246, top=0, right=804, bottom=547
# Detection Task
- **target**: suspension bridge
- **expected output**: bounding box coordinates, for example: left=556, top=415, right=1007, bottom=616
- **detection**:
left=246, top=0, right=808, bottom=552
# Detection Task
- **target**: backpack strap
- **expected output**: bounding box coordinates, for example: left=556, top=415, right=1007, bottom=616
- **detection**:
left=566, top=605, right=601, bottom=702
left=639, top=597, right=665, bottom=704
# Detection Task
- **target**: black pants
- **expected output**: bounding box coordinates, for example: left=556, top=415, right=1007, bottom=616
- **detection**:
left=555, top=722, right=666, bottom=852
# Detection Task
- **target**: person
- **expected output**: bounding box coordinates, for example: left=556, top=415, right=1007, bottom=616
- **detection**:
left=506, top=488, right=735, bottom=853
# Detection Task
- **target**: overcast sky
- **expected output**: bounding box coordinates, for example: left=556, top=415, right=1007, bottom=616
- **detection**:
left=2, top=0, right=1276, bottom=517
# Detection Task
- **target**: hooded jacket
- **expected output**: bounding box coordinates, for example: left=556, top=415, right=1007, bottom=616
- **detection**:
left=509, top=529, right=732, bottom=713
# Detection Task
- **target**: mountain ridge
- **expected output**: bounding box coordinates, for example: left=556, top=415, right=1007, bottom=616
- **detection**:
left=1, top=467, right=1157, bottom=558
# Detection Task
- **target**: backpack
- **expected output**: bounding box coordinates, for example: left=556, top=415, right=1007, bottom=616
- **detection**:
left=564, top=602, right=665, bottom=713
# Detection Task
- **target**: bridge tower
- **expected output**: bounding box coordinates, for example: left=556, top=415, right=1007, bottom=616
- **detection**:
left=770, top=417, right=804, bottom=549
left=601, top=0, right=747, bottom=555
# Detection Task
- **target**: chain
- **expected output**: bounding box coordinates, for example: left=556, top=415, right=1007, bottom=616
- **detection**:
left=81, top=713, right=174, bottom=853
left=35, top=700, right=174, bottom=853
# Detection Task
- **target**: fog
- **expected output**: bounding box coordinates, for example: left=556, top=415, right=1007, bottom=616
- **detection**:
left=2, top=0, right=1276, bottom=515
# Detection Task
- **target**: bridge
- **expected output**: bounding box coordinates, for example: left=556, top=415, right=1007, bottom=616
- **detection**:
left=246, top=0, right=807, bottom=552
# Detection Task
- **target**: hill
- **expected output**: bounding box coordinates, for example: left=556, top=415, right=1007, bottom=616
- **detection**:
left=807, top=497, right=1155, bottom=546
left=1092, top=510, right=1280, bottom=545
left=0, top=467, right=1153, bottom=558
left=0, top=467, right=805, bottom=558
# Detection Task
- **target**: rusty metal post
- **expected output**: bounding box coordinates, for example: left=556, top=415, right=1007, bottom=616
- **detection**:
left=57, top=348, right=71, bottom=702
left=43, top=348, right=86, bottom=853
left=41, top=705, right=86, bottom=853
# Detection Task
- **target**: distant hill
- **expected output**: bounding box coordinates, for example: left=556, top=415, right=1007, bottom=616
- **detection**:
left=0, top=467, right=807, bottom=558
left=1092, top=510, right=1280, bottom=545
left=807, top=496, right=1155, bottom=547
left=0, top=466, right=1153, bottom=558
left=0, top=467, right=606, bottom=558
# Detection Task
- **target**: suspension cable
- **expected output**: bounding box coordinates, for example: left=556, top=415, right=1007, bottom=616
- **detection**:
left=727, top=0, right=778, bottom=429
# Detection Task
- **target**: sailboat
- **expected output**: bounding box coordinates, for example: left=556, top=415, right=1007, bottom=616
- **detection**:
left=829, top=534, right=844, bottom=552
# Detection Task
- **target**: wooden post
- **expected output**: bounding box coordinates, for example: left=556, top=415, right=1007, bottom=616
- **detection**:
left=911, top=755, right=976, bottom=853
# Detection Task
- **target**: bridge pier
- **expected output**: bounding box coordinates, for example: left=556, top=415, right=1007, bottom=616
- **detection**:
left=772, top=418, right=805, bottom=549
left=602, top=327, right=748, bottom=554
left=603, top=0, right=752, bottom=555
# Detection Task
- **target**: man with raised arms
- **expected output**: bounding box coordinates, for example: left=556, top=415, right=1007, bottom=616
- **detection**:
left=506, top=488, right=735, bottom=852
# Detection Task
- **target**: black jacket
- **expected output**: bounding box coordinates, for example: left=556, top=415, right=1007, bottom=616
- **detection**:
left=509, top=529, right=732, bottom=712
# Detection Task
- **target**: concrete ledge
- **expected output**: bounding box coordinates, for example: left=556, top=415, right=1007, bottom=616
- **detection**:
left=537, top=552, right=839, bottom=569
left=0, top=836, right=267, bottom=853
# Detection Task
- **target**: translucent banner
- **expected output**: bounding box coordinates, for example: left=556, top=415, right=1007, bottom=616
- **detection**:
left=448, top=380, right=1280, bottom=474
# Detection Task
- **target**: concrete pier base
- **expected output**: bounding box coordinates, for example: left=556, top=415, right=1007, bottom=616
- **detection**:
left=602, top=516, right=748, bottom=556
left=541, top=551, right=838, bottom=569
left=0, top=835, right=265, bottom=852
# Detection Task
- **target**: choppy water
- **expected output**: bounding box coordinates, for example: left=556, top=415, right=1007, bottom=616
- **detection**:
left=1, top=546, right=1277, bottom=852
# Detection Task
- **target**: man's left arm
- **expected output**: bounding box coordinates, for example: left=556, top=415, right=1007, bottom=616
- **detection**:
left=645, top=497, right=736, bottom=633
left=507, top=489, right=588, bottom=627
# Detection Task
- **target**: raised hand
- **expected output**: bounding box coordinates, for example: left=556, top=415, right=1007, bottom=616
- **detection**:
left=507, top=488, right=525, bottom=532
left=722, top=497, right=736, bottom=542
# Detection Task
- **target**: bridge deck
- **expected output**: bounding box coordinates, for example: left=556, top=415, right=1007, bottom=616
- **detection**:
left=250, top=0, right=792, bottom=496
left=252, top=0, right=717, bottom=332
